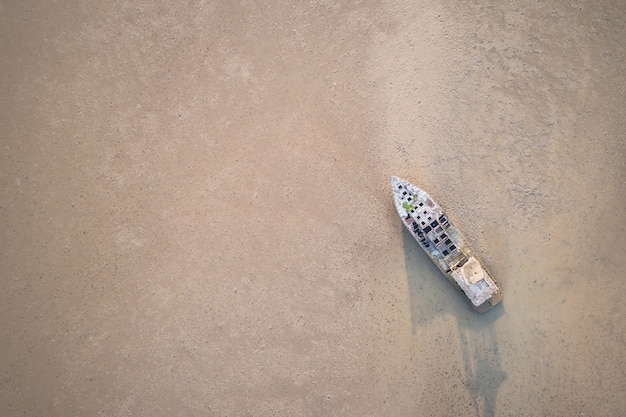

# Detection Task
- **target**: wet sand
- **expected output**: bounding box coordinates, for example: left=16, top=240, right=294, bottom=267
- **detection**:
left=1, top=1, right=624, bottom=416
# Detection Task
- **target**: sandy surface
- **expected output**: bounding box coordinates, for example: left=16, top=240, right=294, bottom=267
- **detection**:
left=1, top=1, right=624, bottom=416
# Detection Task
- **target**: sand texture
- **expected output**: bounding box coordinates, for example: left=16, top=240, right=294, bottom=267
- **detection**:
left=1, top=1, right=625, bottom=416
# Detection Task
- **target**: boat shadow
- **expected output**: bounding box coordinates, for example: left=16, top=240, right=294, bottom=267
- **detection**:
left=402, top=228, right=507, bottom=417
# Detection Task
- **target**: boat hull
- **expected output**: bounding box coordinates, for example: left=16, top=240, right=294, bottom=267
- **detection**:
left=391, top=176, right=502, bottom=312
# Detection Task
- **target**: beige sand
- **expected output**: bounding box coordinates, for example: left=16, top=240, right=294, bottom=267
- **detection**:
left=1, top=1, right=624, bottom=416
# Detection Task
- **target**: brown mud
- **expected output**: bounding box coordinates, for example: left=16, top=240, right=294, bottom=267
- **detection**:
left=1, top=1, right=624, bottom=416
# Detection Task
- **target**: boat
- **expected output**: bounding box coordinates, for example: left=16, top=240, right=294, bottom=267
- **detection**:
left=391, top=176, right=502, bottom=313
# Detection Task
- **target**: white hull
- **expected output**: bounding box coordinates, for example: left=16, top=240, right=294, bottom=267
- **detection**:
left=392, top=176, right=502, bottom=312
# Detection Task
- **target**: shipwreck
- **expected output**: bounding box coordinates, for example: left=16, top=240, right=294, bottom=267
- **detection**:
left=392, top=176, right=502, bottom=313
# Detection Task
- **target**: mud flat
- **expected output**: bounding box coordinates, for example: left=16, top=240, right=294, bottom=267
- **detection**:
left=1, top=1, right=624, bottom=416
